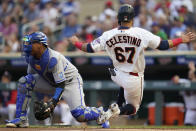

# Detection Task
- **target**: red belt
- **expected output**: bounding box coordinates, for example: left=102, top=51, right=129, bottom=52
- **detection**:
left=129, top=72, right=139, bottom=76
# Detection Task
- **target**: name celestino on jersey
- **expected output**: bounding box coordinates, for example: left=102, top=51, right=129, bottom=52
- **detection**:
left=106, top=35, right=141, bottom=47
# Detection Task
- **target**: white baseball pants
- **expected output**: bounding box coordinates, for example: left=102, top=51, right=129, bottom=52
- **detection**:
left=111, top=68, right=144, bottom=113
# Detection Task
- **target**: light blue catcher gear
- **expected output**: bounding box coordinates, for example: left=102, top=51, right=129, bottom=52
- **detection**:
left=22, top=32, right=48, bottom=56
left=71, top=105, right=104, bottom=122
left=102, top=120, right=110, bottom=128
left=71, top=105, right=110, bottom=127
left=16, top=74, right=35, bottom=117
left=6, top=74, right=35, bottom=127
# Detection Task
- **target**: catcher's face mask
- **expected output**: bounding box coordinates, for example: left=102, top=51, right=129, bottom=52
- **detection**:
left=22, top=35, right=33, bottom=56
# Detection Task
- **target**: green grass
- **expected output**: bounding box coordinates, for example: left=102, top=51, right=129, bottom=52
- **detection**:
left=0, top=125, right=196, bottom=129
left=111, top=125, right=196, bottom=129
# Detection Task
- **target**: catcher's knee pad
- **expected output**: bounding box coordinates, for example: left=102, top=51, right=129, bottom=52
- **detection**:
left=15, top=74, right=35, bottom=118
left=71, top=105, right=101, bottom=122
left=18, top=74, right=35, bottom=94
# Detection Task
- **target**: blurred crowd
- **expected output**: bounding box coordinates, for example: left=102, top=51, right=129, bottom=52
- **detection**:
left=0, top=0, right=196, bottom=53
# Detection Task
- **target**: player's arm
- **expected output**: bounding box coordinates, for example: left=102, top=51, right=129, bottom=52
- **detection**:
left=69, top=36, right=93, bottom=52
left=69, top=35, right=104, bottom=53
left=157, top=32, right=196, bottom=50
left=47, top=59, right=66, bottom=109
left=43, top=83, right=65, bottom=115
left=49, top=82, right=65, bottom=107
left=188, top=61, right=196, bottom=81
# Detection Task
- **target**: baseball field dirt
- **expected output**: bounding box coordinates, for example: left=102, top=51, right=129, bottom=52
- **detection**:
left=0, top=117, right=195, bottom=131
left=0, top=128, right=196, bottom=131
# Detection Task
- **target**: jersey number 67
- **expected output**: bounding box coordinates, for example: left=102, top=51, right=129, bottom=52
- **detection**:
left=114, top=47, right=135, bottom=64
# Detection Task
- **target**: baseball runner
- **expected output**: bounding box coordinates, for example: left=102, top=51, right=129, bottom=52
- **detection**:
left=5, top=32, right=109, bottom=128
left=69, top=4, right=196, bottom=123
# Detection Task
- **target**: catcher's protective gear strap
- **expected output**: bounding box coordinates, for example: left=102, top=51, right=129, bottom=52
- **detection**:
left=157, top=40, right=169, bottom=50
left=117, top=87, right=125, bottom=107
left=16, top=74, right=35, bottom=118
left=71, top=105, right=102, bottom=122
left=87, top=43, right=94, bottom=53
left=171, top=38, right=183, bottom=47
left=52, top=87, right=64, bottom=102
left=48, top=57, right=57, bottom=70
left=119, top=104, right=136, bottom=115
left=75, top=42, right=83, bottom=50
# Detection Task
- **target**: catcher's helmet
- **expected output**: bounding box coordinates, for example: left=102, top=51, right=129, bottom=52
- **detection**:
left=117, top=4, right=135, bottom=24
left=26, top=32, right=48, bottom=46
left=22, top=32, right=48, bottom=56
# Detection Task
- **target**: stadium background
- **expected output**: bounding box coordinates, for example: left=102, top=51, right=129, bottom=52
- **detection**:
left=0, top=0, right=196, bottom=127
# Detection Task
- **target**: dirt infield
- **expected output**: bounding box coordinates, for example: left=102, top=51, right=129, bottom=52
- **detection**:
left=1, top=128, right=196, bottom=131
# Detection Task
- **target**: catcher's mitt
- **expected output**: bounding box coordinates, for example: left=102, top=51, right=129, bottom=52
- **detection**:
left=34, top=99, right=57, bottom=120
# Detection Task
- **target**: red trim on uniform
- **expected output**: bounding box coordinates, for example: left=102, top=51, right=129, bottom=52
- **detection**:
left=172, top=38, right=183, bottom=47
left=130, top=105, right=137, bottom=115
left=129, top=72, right=138, bottom=76
left=6, top=90, right=17, bottom=106
left=75, top=42, right=83, bottom=50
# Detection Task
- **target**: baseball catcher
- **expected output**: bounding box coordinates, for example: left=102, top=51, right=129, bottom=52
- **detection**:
left=5, top=32, right=110, bottom=128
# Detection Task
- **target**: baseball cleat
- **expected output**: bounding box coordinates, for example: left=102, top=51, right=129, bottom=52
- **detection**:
left=6, top=116, right=29, bottom=128
left=109, top=103, right=121, bottom=117
left=97, top=103, right=120, bottom=124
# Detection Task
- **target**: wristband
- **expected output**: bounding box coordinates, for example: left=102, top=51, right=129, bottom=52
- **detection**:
left=172, top=38, right=183, bottom=47
left=75, top=42, right=83, bottom=50
left=53, top=87, right=63, bottom=102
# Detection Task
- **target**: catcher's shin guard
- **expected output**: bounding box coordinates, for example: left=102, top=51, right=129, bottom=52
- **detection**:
left=6, top=74, right=35, bottom=127
left=71, top=105, right=104, bottom=122
left=16, top=74, right=35, bottom=118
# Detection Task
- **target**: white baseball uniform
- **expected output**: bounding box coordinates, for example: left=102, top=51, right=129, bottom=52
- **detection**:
left=90, top=27, right=161, bottom=112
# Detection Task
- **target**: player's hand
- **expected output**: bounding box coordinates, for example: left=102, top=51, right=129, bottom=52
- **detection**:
left=69, top=35, right=80, bottom=45
left=34, top=99, right=57, bottom=120
left=46, top=99, right=57, bottom=111
left=181, top=32, right=196, bottom=43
